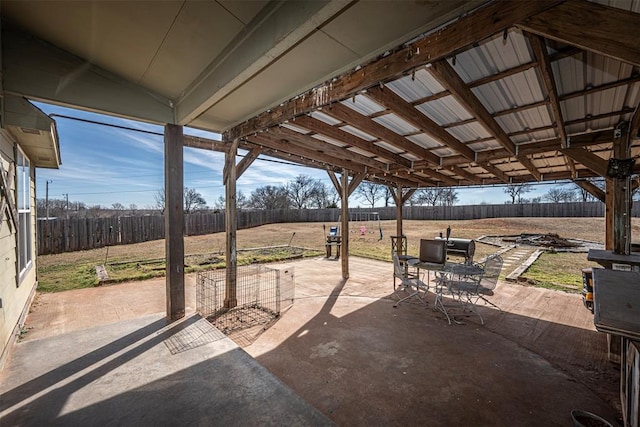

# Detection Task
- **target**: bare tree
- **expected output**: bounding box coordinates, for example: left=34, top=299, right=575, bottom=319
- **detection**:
left=356, top=181, right=385, bottom=208
left=153, top=189, right=165, bottom=214
left=286, top=174, right=322, bottom=209
left=155, top=187, right=206, bottom=214
left=214, top=191, right=248, bottom=210
left=248, top=185, right=290, bottom=210
left=310, top=182, right=338, bottom=208
left=112, top=202, right=125, bottom=211
left=411, top=187, right=458, bottom=206
left=184, top=187, right=207, bottom=213
left=503, top=183, right=532, bottom=204
left=544, top=186, right=577, bottom=203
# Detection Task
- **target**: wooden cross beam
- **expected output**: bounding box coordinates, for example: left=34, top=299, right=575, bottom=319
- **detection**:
left=292, top=115, right=412, bottom=168
left=574, top=179, right=605, bottom=203
left=517, top=1, right=640, bottom=67
left=561, top=147, right=608, bottom=177
left=527, top=33, right=576, bottom=178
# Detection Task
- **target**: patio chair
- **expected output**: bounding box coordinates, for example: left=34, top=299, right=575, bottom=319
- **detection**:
left=476, top=254, right=503, bottom=312
left=446, top=254, right=503, bottom=325
left=392, top=253, right=428, bottom=307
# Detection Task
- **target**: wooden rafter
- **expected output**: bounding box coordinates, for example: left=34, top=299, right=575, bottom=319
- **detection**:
left=428, top=59, right=543, bottom=180
left=247, top=133, right=367, bottom=174
left=561, top=147, right=608, bottom=177
left=517, top=1, right=640, bottom=67
left=323, top=103, right=441, bottom=164
left=224, top=0, right=563, bottom=141
left=366, top=86, right=476, bottom=161
left=292, top=115, right=411, bottom=167
left=527, top=33, right=576, bottom=178
left=269, top=126, right=389, bottom=173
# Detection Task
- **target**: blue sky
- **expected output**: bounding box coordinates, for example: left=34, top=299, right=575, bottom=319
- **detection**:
left=34, top=102, right=564, bottom=209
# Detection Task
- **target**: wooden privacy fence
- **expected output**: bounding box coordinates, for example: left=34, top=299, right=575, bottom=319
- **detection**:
left=38, top=201, right=640, bottom=255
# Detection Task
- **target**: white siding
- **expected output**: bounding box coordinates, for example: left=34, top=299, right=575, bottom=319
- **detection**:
left=0, top=131, right=38, bottom=362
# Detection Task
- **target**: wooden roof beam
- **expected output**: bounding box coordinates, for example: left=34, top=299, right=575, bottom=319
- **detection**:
left=527, top=33, right=576, bottom=178
left=292, top=115, right=412, bottom=167
left=225, top=0, right=563, bottom=140
left=323, top=102, right=443, bottom=165
left=429, top=59, right=542, bottom=180
left=561, top=147, right=608, bottom=177
left=365, top=86, right=477, bottom=161
left=518, top=1, right=640, bottom=67
left=247, top=133, right=367, bottom=174
left=268, top=126, right=389, bottom=172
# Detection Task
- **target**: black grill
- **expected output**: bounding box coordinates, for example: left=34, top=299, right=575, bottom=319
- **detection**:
left=436, top=237, right=475, bottom=264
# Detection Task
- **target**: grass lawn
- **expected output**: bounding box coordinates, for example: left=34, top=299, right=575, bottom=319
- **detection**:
left=36, top=217, right=639, bottom=293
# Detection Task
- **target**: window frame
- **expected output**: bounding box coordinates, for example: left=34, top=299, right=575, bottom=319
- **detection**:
left=16, top=147, right=33, bottom=284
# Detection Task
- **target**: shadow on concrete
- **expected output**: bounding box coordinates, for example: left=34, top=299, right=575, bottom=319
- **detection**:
left=252, top=283, right=621, bottom=426
left=1, top=313, right=331, bottom=426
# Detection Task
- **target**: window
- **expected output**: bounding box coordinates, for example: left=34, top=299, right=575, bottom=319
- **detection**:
left=17, top=148, right=32, bottom=281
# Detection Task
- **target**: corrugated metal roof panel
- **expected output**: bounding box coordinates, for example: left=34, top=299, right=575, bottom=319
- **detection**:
left=432, top=147, right=455, bottom=157
left=446, top=122, right=491, bottom=142
left=451, top=29, right=533, bottom=83
left=417, top=94, right=473, bottom=125
left=406, top=133, right=441, bottom=149
left=373, top=113, right=419, bottom=135
left=385, top=68, right=445, bottom=103
left=401, top=152, right=421, bottom=161
left=472, top=68, right=545, bottom=114
left=495, top=108, right=552, bottom=136
left=374, top=140, right=404, bottom=154
left=339, top=125, right=377, bottom=141
left=468, top=139, right=501, bottom=151
left=341, top=94, right=385, bottom=116
left=310, top=111, right=342, bottom=126
left=311, top=133, right=347, bottom=147
left=281, top=123, right=311, bottom=134
left=347, top=146, right=376, bottom=158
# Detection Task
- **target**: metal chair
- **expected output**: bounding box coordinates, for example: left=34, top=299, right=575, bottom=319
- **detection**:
left=476, top=254, right=503, bottom=312
left=446, top=254, right=503, bottom=325
left=392, top=253, right=428, bottom=307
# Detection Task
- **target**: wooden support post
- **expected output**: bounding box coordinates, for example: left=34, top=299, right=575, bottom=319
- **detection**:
left=164, top=124, right=185, bottom=321
left=395, top=184, right=403, bottom=239
left=612, top=125, right=631, bottom=255
left=224, top=139, right=239, bottom=308
left=341, top=169, right=349, bottom=279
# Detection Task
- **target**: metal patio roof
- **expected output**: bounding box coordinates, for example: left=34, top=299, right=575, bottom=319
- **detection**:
left=2, top=0, right=639, bottom=189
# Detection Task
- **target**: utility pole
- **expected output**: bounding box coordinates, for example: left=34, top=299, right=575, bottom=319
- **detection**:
left=45, top=180, right=53, bottom=219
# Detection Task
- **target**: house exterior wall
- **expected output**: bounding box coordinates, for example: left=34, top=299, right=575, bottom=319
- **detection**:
left=0, top=131, right=38, bottom=367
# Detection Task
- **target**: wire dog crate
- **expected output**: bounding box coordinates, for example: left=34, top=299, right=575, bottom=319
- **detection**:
left=196, top=265, right=295, bottom=334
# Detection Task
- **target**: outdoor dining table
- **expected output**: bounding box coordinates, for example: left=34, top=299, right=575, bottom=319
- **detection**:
left=410, top=260, right=485, bottom=324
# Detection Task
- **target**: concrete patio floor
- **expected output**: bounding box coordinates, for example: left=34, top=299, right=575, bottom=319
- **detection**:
left=1, top=256, right=621, bottom=426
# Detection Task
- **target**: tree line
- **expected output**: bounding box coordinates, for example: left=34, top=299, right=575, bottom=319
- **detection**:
left=38, top=175, right=637, bottom=219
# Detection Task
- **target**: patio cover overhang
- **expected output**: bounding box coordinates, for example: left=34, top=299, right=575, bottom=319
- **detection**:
left=2, top=0, right=639, bottom=320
